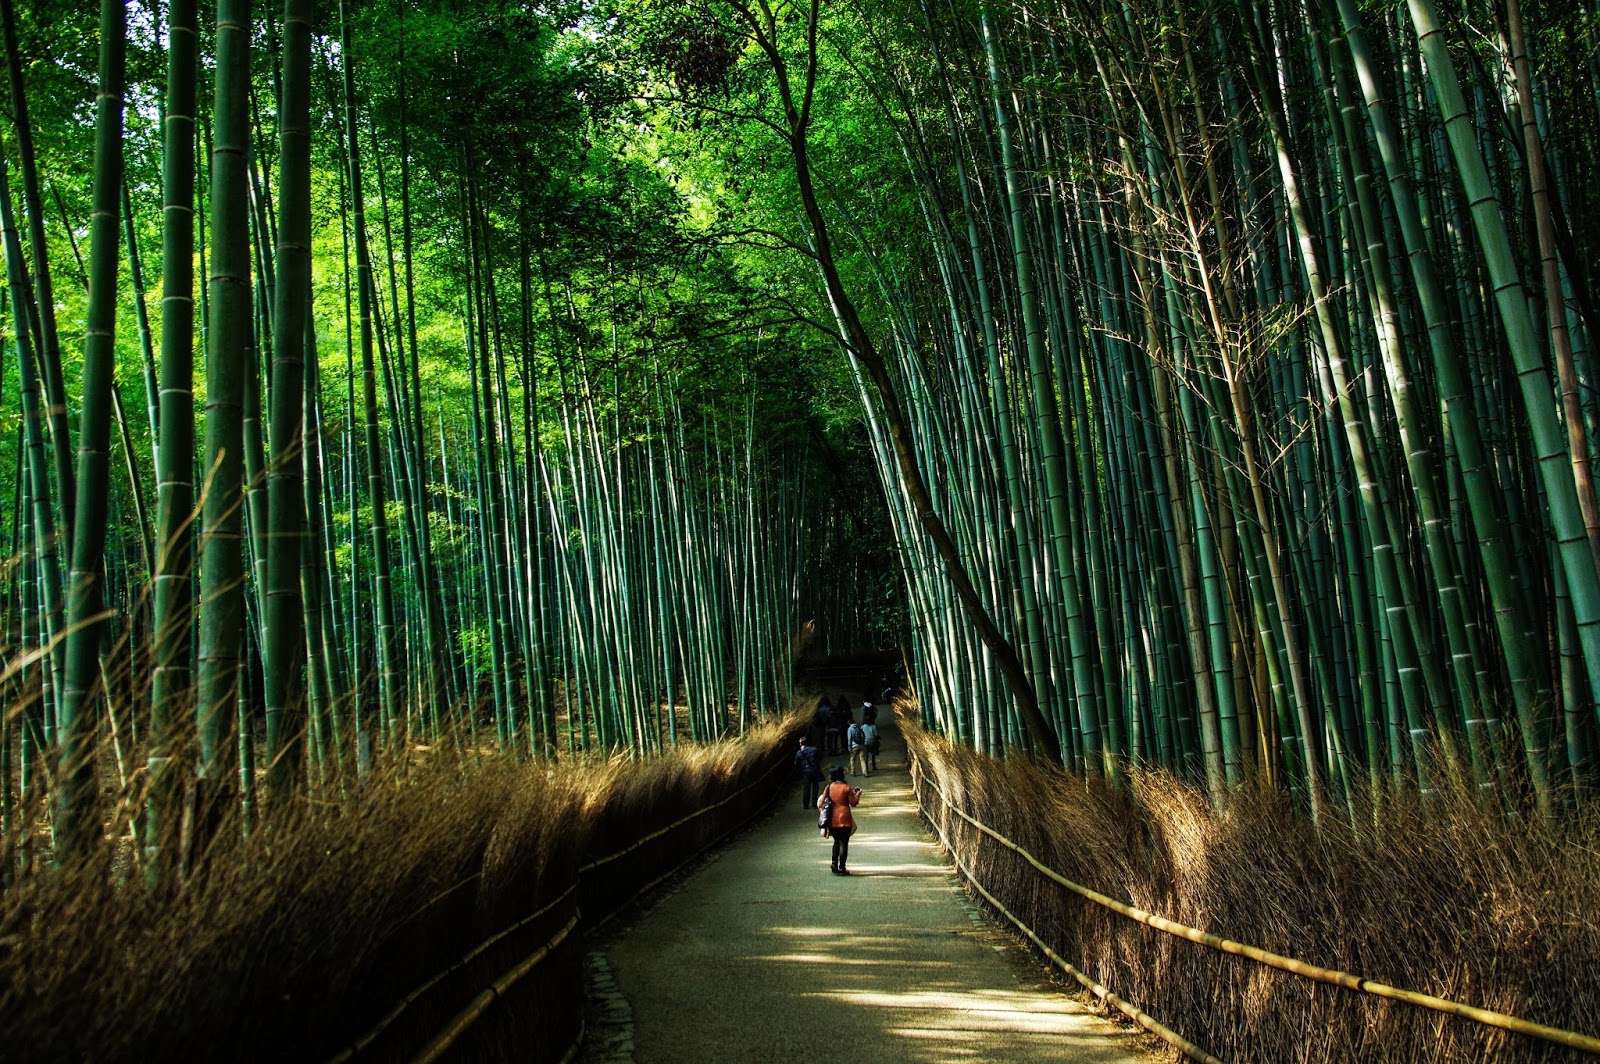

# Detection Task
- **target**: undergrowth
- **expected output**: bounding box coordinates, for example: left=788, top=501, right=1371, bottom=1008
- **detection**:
left=904, top=711, right=1600, bottom=1063
left=0, top=715, right=798, bottom=1062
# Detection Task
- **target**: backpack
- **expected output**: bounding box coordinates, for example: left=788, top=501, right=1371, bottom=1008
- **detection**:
left=848, top=723, right=865, bottom=748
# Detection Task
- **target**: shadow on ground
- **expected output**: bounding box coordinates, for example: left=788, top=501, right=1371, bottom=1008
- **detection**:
left=581, top=720, right=1154, bottom=1064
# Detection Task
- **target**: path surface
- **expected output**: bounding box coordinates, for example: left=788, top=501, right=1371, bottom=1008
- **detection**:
left=582, top=721, right=1156, bottom=1063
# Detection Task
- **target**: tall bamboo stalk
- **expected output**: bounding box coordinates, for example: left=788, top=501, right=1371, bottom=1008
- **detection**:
left=53, top=0, right=126, bottom=862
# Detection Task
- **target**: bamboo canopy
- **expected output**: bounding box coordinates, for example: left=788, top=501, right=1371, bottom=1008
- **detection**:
left=697, top=0, right=1600, bottom=821
left=1, top=0, right=1599, bottom=871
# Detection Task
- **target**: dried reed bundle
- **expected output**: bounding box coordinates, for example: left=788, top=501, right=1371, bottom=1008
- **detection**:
left=904, top=712, right=1600, bottom=1062
left=0, top=714, right=798, bottom=1062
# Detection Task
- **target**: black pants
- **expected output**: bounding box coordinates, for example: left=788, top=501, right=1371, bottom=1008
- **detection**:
left=802, top=775, right=821, bottom=810
left=829, top=826, right=853, bottom=871
left=825, top=729, right=842, bottom=754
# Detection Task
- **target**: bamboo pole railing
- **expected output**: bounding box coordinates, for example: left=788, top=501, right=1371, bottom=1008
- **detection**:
left=579, top=753, right=791, bottom=874
left=324, top=884, right=580, bottom=1064
left=407, top=914, right=580, bottom=1064
left=911, top=751, right=1600, bottom=1057
left=919, top=780, right=1224, bottom=1062
left=327, top=744, right=795, bottom=1064
left=581, top=753, right=793, bottom=933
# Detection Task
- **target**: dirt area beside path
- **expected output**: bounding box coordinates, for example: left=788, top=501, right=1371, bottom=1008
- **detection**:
left=580, top=716, right=1161, bottom=1064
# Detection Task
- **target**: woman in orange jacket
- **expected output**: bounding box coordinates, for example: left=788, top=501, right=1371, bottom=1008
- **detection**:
left=818, top=766, right=862, bottom=875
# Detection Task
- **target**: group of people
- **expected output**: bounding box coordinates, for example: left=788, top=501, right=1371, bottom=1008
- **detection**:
left=816, top=695, right=881, bottom=771
left=794, top=687, right=891, bottom=876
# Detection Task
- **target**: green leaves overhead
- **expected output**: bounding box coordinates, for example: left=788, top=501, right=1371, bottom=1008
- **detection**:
left=0, top=0, right=891, bottom=869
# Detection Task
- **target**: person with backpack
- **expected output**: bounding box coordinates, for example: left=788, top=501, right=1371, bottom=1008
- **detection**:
left=847, top=719, right=869, bottom=777
left=861, top=720, right=879, bottom=774
left=817, top=766, right=862, bottom=875
left=794, top=736, right=823, bottom=810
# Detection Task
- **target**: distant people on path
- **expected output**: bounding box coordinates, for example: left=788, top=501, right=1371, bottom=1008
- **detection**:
left=861, top=700, right=877, bottom=725
left=848, top=720, right=869, bottom=776
left=818, top=767, right=861, bottom=875
left=861, top=720, right=879, bottom=773
left=815, top=696, right=832, bottom=740
left=794, top=736, right=823, bottom=810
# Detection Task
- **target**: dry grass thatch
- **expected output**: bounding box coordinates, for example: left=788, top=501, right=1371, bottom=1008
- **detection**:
left=903, top=712, right=1600, bottom=1063
left=0, top=714, right=799, bottom=1063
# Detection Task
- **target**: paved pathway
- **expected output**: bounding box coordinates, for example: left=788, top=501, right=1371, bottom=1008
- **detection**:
left=582, top=721, right=1156, bottom=1063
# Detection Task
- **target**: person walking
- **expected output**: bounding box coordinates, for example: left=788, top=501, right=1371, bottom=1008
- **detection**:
left=818, top=767, right=861, bottom=874
left=848, top=719, right=869, bottom=777
left=794, top=736, right=823, bottom=810
left=814, top=696, right=832, bottom=743
left=861, top=720, right=879, bottom=774
left=825, top=701, right=846, bottom=755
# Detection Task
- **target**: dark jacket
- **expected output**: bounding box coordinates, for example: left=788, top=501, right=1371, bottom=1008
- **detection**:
left=794, top=744, right=822, bottom=780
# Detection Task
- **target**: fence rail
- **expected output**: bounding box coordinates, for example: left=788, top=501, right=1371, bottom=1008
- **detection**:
left=911, top=751, right=1600, bottom=1058
left=332, top=746, right=794, bottom=1064
left=916, top=769, right=1224, bottom=1062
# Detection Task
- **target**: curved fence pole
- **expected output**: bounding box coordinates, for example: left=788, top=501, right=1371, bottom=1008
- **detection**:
left=911, top=749, right=1600, bottom=1056
left=579, top=754, right=791, bottom=874
left=335, top=746, right=794, bottom=1064
left=916, top=764, right=1224, bottom=1063
left=406, top=914, right=580, bottom=1064
left=323, top=884, right=580, bottom=1064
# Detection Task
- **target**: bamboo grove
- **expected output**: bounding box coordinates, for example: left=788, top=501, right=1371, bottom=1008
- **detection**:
left=0, top=0, right=890, bottom=873
left=610, top=0, right=1600, bottom=823
left=7, top=0, right=1600, bottom=876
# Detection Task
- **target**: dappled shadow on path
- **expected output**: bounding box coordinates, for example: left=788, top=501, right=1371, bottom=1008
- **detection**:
left=590, top=716, right=1150, bottom=1064
left=725, top=924, right=1139, bottom=1062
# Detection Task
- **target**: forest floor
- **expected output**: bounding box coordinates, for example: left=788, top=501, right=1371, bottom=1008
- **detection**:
left=579, top=716, right=1160, bottom=1063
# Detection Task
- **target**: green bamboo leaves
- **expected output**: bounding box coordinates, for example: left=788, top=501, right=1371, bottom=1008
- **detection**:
left=13, top=0, right=1598, bottom=871
left=753, top=0, right=1600, bottom=820
left=0, top=0, right=869, bottom=876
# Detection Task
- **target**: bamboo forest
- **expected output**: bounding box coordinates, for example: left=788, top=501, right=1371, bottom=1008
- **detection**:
left=3, top=0, right=1600, bottom=1059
